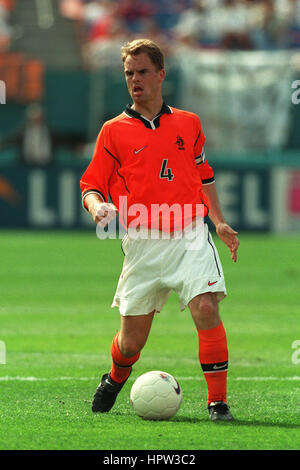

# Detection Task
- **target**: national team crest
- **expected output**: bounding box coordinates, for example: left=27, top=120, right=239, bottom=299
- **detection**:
left=176, top=136, right=185, bottom=150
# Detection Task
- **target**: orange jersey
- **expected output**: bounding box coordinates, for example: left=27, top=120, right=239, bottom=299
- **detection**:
left=80, top=103, right=214, bottom=231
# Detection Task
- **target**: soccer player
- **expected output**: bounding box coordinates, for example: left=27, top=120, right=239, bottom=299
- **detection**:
left=80, top=39, right=239, bottom=421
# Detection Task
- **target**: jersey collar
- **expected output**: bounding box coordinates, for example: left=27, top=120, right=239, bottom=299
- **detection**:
left=124, top=102, right=172, bottom=130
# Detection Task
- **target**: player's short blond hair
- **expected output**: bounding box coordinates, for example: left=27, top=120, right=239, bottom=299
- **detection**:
left=121, top=39, right=164, bottom=71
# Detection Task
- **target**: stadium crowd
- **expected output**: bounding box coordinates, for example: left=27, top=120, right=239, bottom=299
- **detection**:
left=0, top=0, right=14, bottom=52
left=1, top=1, right=299, bottom=61
left=58, top=0, right=300, bottom=67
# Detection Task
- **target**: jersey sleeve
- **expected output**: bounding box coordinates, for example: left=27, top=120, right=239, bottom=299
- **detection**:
left=193, top=116, right=215, bottom=186
left=80, top=123, right=117, bottom=208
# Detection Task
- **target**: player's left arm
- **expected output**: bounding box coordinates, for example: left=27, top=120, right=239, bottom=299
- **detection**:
left=202, top=181, right=239, bottom=263
left=192, top=114, right=239, bottom=261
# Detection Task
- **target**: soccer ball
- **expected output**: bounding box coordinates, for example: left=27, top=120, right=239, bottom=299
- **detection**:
left=130, top=370, right=182, bottom=420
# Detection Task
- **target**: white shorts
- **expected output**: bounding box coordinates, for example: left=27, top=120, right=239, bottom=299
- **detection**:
left=111, top=223, right=227, bottom=316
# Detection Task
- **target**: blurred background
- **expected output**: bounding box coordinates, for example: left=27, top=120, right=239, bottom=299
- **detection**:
left=0, top=0, right=299, bottom=232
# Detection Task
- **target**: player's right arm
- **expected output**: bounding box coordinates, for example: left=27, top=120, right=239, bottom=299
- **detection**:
left=84, top=193, right=118, bottom=227
left=80, top=123, right=118, bottom=226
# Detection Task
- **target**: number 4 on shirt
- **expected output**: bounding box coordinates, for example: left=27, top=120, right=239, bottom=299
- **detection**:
left=160, top=158, right=174, bottom=181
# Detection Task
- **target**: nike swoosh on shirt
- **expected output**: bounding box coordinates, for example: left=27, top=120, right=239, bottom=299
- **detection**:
left=134, top=146, right=147, bottom=155
left=208, top=281, right=218, bottom=286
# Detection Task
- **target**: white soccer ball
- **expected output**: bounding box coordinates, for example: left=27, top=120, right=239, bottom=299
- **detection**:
left=130, top=370, right=183, bottom=420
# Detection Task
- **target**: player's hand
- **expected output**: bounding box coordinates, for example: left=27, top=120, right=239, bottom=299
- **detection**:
left=93, top=202, right=118, bottom=227
left=216, top=223, right=239, bottom=262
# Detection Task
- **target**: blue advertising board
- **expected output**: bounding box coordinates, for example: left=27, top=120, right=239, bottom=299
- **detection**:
left=0, top=165, right=271, bottom=231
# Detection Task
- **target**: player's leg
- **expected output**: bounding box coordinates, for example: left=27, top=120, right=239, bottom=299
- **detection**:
left=110, top=311, right=155, bottom=381
left=93, top=234, right=169, bottom=413
left=92, top=311, right=155, bottom=413
left=189, top=292, right=221, bottom=330
left=189, top=292, right=233, bottom=421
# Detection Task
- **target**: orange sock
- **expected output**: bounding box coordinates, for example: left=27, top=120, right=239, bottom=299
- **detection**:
left=197, top=322, right=228, bottom=405
left=110, top=333, right=140, bottom=383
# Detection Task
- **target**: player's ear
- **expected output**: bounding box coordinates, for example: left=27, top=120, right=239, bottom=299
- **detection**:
left=159, top=69, right=166, bottom=82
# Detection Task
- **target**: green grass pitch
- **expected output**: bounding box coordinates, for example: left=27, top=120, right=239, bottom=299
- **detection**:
left=0, top=230, right=299, bottom=451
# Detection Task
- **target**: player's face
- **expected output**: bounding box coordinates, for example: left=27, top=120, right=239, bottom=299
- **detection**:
left=124, top=53, right=165, bottom=105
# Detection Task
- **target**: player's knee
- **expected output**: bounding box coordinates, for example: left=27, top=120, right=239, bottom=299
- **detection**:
left=192, top=294, right=218, bottom=322
left=199, top=299, right=216, bottom=318
left=119, top=337, right=142, bottom=358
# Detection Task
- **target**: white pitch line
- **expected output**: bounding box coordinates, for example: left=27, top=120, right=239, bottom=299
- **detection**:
left=0, top=376, right=96, bottom=382
left=234, top=376, right=300, bottom=381
left=0, top=376, right=300, bottom=382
